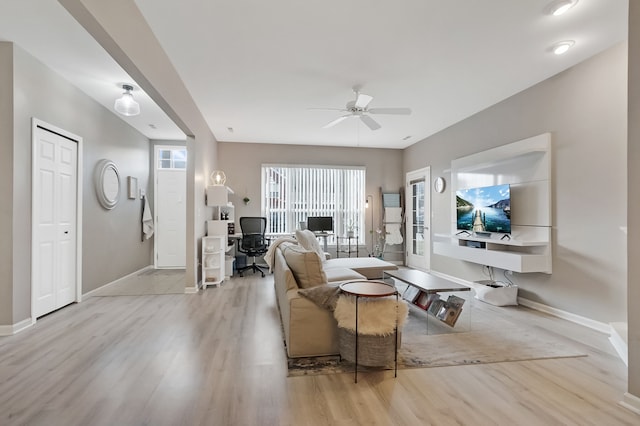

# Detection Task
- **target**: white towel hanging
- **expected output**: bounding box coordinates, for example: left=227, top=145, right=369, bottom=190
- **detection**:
left=385, top=223, right=403, bottom=245
left=142, top=196, right=154, bottom=240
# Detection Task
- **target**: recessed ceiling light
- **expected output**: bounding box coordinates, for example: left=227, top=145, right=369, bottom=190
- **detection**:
left=402, top=135, right=412, bottom=141
left=227, top=127, right=234, bottom=133
left=548, top=0, right=577, bottom=16
left=552, top=40, right=575, bottom=55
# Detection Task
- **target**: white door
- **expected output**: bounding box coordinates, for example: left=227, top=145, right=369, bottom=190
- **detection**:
left=405, top=167, right=431, bottom=271
left=33, top=125, right=78, bottom=317
left=155, top=147, right=187, bottom=268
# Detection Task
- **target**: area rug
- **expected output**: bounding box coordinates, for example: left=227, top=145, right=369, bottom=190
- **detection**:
left=287, top=309, right=588, bottom=377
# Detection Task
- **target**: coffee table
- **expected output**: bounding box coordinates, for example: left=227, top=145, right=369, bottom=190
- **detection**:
left=384, top=269, right=472, bottom=333
left=339, top=280, right=399, bottom=383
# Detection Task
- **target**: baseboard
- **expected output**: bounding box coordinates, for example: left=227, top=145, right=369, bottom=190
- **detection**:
left=185, top=285, right=199, bottom=294
left=83, top=265, right=154, bottom=298
left=609, top=322, right=628, bottom=366
left=429, top=270, right=613, bottom=333
left=517, top=297, right=611, bottom=334
left=620, top=392, right=640, bottom=415
left=0, top=317, right=33, bottom=336
left=428, top=270, right=474, bottom=287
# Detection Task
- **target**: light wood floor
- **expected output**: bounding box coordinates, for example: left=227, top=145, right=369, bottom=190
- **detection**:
left=90, top=268, right=186, bottom=296
left=0, top=273, right=637, bottom=425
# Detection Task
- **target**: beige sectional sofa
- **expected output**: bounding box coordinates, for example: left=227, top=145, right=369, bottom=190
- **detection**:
left=271, top=231, right=398, bottom=358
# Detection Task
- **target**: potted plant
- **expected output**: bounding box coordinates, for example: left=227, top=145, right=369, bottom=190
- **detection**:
left=243, top=196, right=250, bottom=205
left=347, top=220, right=356, bottom=238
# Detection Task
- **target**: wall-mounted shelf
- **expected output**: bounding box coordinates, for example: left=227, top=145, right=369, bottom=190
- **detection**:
left=434, top=228, right=551, bottom=273
left=206, top=185, right=234, bottom=206
left=437, top=133, right=552, bottom=274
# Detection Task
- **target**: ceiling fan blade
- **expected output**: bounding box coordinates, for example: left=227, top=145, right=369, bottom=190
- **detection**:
left=307, top=107, right=347, bottom=111
left=323, top=115, right=351, bottom=128
left=360, top=115, right=381, bottom=131
left=368, top=107, right=412, bottom=115
left=355, top=93, right=373, bottom=109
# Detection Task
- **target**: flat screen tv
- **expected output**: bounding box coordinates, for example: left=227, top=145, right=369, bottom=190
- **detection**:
left=307, top=216, right=333, bottom=233
left=456, top=184, right=511, bottom=234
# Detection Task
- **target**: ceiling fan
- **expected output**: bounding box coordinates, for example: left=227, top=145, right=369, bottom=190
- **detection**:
left=314, top=91, right=411, bottom=131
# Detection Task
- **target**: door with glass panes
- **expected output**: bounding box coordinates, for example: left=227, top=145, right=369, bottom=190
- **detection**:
left=155, top=146, right=187, bottom=268
left=405, top=167, right=430, bottom=270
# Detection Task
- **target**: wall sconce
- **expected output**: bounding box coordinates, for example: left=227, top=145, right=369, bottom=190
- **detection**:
left=210, top=170, right=227, bottom=186
left=114, top=84, right=140, bottom=116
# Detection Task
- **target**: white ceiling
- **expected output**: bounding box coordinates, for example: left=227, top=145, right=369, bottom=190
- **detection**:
left=0, top=0, right=629, bottom=148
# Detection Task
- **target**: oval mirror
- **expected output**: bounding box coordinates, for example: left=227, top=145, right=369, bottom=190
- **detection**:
left=95, top=159, right=120, bottom=209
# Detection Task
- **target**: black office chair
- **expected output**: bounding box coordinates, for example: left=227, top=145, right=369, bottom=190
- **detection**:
left=237, top=217, right=269, bottom=277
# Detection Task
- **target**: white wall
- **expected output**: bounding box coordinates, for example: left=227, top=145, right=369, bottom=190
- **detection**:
left=404, top=42, right=628, bottom=324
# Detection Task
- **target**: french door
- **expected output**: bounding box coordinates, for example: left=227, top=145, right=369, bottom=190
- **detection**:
left=405, top=167, right=430, bottom=271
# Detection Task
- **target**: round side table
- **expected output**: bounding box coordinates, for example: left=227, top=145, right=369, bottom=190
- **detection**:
left=339, top=280, right=399, bottom=383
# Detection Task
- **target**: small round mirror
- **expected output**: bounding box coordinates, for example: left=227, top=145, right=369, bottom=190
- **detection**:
left=95, top=159, right=120, bottom=209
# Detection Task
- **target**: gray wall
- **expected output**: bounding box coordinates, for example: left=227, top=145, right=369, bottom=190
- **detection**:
left=404, top=42, right=627, bottom=324
left=628, top=0, right=639, bottom=403
left=218, top=142, right=403, bottom=256
left=0, top=43, right=14, bottom=325
left=60, top=0, right=218, bottom=290
left=1, top=42, right=153, bottom=325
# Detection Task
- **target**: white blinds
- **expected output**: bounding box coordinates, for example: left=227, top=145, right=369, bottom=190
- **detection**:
left=262, top=165, right=366, bottom=239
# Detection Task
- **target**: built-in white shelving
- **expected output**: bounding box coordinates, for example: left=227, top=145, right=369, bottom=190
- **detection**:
left=202, top=235, right=225, bottom=288
left=435, top=133, right=553, bottom=274
left=202, top=185, right=235, bottom=288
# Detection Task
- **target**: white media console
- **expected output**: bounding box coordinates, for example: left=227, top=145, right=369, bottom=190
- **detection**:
left=433, top=133, right=552, bottom=274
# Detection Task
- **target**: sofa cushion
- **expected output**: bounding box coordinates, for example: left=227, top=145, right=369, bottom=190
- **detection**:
left=295, top=230, right=326, bottom=263
left=324, top=257, right=398, bottom=279
left=282, top=243, right=328, bottom=289
left=324, top=267, right=366, bottom=283
left=274, top=242, right=301, bottom=292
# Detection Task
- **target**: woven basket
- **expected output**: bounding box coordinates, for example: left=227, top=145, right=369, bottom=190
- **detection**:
left=338, top=327, right=400, bottom=367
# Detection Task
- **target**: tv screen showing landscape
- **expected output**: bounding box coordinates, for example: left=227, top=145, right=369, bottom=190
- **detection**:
left=456, top=184, right=511, bottom=234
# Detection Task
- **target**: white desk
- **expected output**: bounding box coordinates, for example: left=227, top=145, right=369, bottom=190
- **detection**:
left=231, top=232, right=333, bottom=251
left=312, top=232, right=333, bottom=252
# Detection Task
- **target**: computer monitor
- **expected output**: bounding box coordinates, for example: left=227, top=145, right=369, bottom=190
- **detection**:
left=307, top=216, right=333, bottom=233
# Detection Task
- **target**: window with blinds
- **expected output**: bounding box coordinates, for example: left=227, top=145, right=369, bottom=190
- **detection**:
left=262, top=165, right=366, bottom=242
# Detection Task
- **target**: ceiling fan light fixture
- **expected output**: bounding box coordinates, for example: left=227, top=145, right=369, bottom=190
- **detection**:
left=114, top=84, right=140, bottom=116
left=552, top=40, right=575, bottom=55
left=549, top=0, right=577, bottom=16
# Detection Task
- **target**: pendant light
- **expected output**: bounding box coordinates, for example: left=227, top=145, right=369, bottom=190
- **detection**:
left=210, top=170, right=227, bottom=186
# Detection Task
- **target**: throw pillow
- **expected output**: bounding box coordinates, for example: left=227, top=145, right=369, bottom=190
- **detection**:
left=295, top=229, right=325, bottom=262
left=282, top=244, right=328, bottom=289
left=298, top=283, right=341, bottom=311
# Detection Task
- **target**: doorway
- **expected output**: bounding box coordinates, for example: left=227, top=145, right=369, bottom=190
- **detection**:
left=31, top=119, right=82, bottom=318
left=405, top=167, right=431, bottom=271
left=154, top=146, right=187, bottom=268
